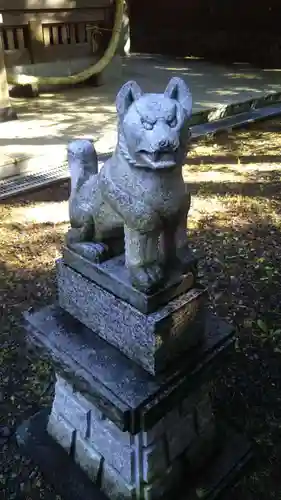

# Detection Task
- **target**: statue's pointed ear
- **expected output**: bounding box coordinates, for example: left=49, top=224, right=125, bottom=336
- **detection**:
left=164, top=77, right=192, bottom=117
left=116, top=80, right=143, bottom=120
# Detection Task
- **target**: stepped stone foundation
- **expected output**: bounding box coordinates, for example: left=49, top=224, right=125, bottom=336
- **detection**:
left=48, top=375, right=216, bottom=500
left=16, top=79, right=251, bottom=500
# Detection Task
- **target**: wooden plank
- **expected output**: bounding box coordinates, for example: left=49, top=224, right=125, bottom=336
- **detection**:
left=2, top=9, right=106, bottom=26
left=28, top=19, right=45, bottom=63
left=0, top=30, right=4, bottom=49
left=61, top=25, right=68, bottom=45
left=77, top=23, right=86, bottom=44
left=86, top=24, right=92, bottom=44
left=52, top=25, right=59, bottom=45
left=43, top=25, right=51, bottom=46
left=16, top=27, right=25, bottom=49
left=0, top=0, right=112, bottom=10
left=69, top=24, right=77, bottom=44
left=6, top=28, right=15, bottom=50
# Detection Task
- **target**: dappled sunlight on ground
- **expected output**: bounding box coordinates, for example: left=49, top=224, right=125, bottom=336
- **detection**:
left=181, top=119, right=281, bottom=233
left=0, top=184, right=69, bottom=275
left=190, top=120, right=281, bottom=159
left=1, top=89, right=118, bottom=161
left=184, top=163, right=281, bottom=187
left=4, top=201, right=69, bottom=225
left=2, top=116, right=281, bottom=498
left=189, top=196, right=227, bottom=222
left=0, top=223, right=62, bottom=272
left=2, top=55, right=281, bottom=166
left=189, top=194, right=281, bottom=231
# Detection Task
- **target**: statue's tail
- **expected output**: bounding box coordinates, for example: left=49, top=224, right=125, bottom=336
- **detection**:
left=67, top=139, right=98, bottom=193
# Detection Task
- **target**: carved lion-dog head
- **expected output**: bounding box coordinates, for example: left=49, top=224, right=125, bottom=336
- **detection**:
left=116, top=77, right=192, bottom=170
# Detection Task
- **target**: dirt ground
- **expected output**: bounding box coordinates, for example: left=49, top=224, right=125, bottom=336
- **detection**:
left=2, top=118, right=281, bottom=499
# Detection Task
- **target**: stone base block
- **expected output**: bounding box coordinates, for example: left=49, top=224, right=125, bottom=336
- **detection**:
left=0, top=105, right=17, bottom=122
left=9, top=83, right=39, bottom=98
left=46, top=375, right=216, bottom=499
left=16, top=409, right=252, bottom=500
left=24, top=305, right=235, bottom=434
left=21, top=304, right=249, bottom=498
left=62, top=246, right=198, bottom=314
left=57, top=260, right=207, bottom=375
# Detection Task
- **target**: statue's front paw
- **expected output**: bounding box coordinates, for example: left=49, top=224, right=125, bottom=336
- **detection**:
left=146, top=263, right=165, bottom=288
left=68, top=242, right=109, bottom=262
left=130, top=264, right=164, bottom=294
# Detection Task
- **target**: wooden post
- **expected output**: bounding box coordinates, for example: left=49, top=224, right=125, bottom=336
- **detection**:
left=28, top=18, right=45, bottom=63
left=0, top=15, right=17, bottom=122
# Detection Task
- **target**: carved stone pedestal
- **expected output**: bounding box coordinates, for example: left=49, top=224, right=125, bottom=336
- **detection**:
left=18, top=294, right=251, bottom=500
left=16, top=76, right=251, bottom=499
left=56, top=250, right=205, bottom=375
left=17, top=408, right=251, bottom=500
left=47, top=375, right=216, bottom=499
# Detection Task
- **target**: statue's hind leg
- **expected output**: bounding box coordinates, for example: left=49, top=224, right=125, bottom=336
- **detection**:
left=161, top=194, right=191, bottom=273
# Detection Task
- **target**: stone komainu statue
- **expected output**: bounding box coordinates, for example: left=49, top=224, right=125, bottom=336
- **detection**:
left=66, top=77, right=192, bottom=293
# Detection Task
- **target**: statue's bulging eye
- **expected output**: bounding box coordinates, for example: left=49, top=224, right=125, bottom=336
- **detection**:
left=141, top=118, right=154, bottom=130
left=168, top=117, right=177, bottom=128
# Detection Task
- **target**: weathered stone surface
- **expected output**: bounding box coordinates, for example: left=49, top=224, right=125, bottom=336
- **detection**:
left=166, top=411, right=196, bottom=462
left=63, top=246, right=198, bottom=314
left=57, top=260, right=207, bottom=375
left=23, top=301, right=241, bottom=500
left=142, top=390, right=200, bottom=450
left=181, top=388, right=202, bottom=416
left=51, top=376, right=134, bottom=482
left=185, top=421, right=218, bottom=472
left=53, top=379, right=91, bottom=439
left=47, top=372, right=209, bottom=498
left=195, top=392, right=215, bottom=434
left=16, top=409, right=109, bottom=500
left=100, top=461, right=136, bottom=500
left=25, top=305, right=235, bottom=433
left=47, top=411, right=75, bottom=453
left=48, top=402, right=136, bottom=498
left=75, top=433, right=102, bottom=483
left=142, top=418, right=165, bottom=448
left=16, top=67, right=251, bottom=500
left=89, top=417, right=134, bottom=482
left=66, top=77, right=192, bottom=294
left=46, top=372, right=218, bottom=498
left=143, top=458, right=184, bottom=500
left=142, top=438, right=168, bottom=483
left=16, top=409, right=252, bottom=500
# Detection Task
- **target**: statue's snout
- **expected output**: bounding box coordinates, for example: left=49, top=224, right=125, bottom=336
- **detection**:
left=157, top=136, right=179, bottom=152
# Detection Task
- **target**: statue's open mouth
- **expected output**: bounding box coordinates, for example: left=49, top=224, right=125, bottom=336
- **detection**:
left=138, top=150, right=177, bottom=169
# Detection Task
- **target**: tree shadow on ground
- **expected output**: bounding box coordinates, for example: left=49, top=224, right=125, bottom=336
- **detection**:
left=188, top=153, right=281, bottom=166
left=188, top=215, right=281, bottom=500
left=0, top=89, right=118, bottom=168
left=206, top=120, right=281, bottom=159
left=1, top=215, right=281, bottom=499
left=0, top=181, right=70, bottom=207
left=1, top=178, right=281, bottom=498
left=186, top=168, right=281, bottom=201
left=187, top=119, right=281, bottom=178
